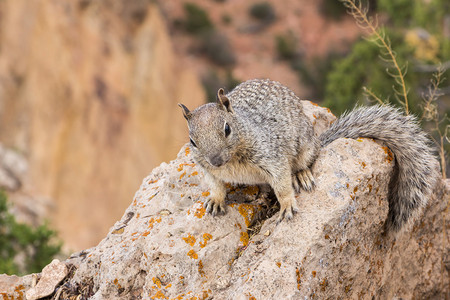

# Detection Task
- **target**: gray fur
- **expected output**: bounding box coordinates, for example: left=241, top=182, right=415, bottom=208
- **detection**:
left=179, top=79, right=439, bottom=230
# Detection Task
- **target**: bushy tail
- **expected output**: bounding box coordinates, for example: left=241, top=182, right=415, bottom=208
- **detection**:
left=320, top=105, right=439, bottom=232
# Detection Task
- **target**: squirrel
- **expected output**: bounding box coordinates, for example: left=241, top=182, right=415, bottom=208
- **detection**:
left=178, top=79, right=439, bottom=231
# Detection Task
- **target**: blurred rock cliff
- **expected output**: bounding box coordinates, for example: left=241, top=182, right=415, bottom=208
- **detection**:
left=0, top=0, right=205, bottom=250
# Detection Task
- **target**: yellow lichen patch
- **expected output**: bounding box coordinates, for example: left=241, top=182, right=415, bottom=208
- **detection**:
left=199, top=233, right=213, bottom=248
left=152, top=277, right=162, bottom=289
left=189, top=171, right=198, bottom=177
left=201, top=191, right=210, bottom=197
left=151, top=290, right=168, bottom=299
left=194, top=203, right=206, bottom=219
left=382, top=146, right=394, bottom=163
left=276, top=262, right=281, bottom=268
left=356, top=138, right=364, bottom=142
left=142, top=231, right=150, bottom=237
left=313, top=114, right=317, bottom=119
left=185, top=147, right=191, bottom=156
left=187, top=249, right=198, bottom=259
left=113, top=278, right=122, bottom=290
left=361, top=162, right=366, bottom=168
left=112, top=227, right=124, bottom=234
left=179, top=171, right=187, bottom=180
left=198, top=260, right=206, bottom=277
left=189, top=183, right=198, bottom=187
left=149, top=179, right=158, bottom=184
left=242, top=185, right=259, bottom=196
left=237, top=204, right=257, bottom=227
left=148, top=218, right=156, bottom=229
left=183, top=234, right=196, bottom=246
left=295, top=268, right=302, bottom=290
left=148, top=194, right=157, bottom=201
left=177, top=162, right=196, bottom=171
left=240, top=231, right=249, bottom=247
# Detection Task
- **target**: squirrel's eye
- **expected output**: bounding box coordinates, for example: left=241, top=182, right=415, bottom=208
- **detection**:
left=190, top=138, right=197, bottom=148
left=224, top=123, right=231, bottom=137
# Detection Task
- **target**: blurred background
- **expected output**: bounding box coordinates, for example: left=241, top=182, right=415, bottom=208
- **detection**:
left=0, top=0, right=448, bottom=274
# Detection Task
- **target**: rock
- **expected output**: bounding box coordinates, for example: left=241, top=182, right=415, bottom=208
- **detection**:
left=0, top=143, right=27, bottom=191
left=0, top=273, right=35, bottom=299
left=52, top=103, right=446, bottom=299
left=25, top=259, right=68, bottom=300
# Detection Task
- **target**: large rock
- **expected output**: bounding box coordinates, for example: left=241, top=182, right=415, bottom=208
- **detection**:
left=0, top=0, right=205, bottom=250
left=48, top=103, right=449, bottom=298
left=2, top=102, right=447, bottom=299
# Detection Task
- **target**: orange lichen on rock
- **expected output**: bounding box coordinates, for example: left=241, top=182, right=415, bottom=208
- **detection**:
left=194, top=202, right=206, bottom=219
left=148, top=179, right=158, bottom=184
left=152, top=277, right=162, bottom=289
left=199, top=233, right=213, bottom=248
left=382, top=146, right=394, bottom=163
left=187, top=249, right=198, bottom=259
left=185, top=146, right=190, bottom=156
left=183, top=234, right=196, bottom=246
left=242, top=185, right=259, bottom=196
left=237, top=204, right=258, bottom=227
left=179, top=171, right=187, bottom=180
left=189, top=171, right=198, bottom=177
left=198, top=260, right=206, bottom=277
left=202, top=191, right=210, bottom=197
left=240, top=231, right=249, bottom=247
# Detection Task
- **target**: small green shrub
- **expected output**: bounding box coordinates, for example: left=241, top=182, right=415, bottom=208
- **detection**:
left=275, top=31, right=298, bottom=60
left=202, top=70, right=241, bottom=102
left=200, top=30, right=236, bottom=66
left=319, top=0, right=348, bottom=21
left=249, top=2, right=276, bottom=24
left=0, top=191, right=62, bottom=275
left=183, top=3, right=214, bottom=34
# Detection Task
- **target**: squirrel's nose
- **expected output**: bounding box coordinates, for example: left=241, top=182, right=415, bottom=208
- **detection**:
left=208, top=155, right=224, bottom=167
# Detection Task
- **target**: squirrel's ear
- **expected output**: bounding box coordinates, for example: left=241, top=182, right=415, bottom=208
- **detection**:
left=217, top=88, right=234, bottom=113
left=178, top=103, right=191, bottom=120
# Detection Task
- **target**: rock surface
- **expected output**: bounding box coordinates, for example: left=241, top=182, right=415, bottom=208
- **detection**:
left=1, top=102, right=448, bottom=299
left=25, top=259, right=68, bottom=300
left=0, top=0, right=205, bottom=250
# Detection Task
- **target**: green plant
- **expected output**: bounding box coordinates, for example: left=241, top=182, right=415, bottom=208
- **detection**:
left=249, top=2, right=276, bottom=24
left=202, top=70, right=241, bottom=102
left=200, top=30, right=236, bottom=66
left=0, top=191, right=62, bottom=275
left=182, top=3, right=214, bottom=34
left=319, top=0, right=348, bottom=20
left=275, top=31, right=298, bottom=60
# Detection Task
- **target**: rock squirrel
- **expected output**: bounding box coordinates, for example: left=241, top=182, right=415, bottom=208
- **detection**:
left=179, top=79, right=439, bottom=231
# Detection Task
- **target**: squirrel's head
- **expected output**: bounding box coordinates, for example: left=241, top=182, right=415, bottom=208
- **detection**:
left=178, top=88, right=239, bottom=168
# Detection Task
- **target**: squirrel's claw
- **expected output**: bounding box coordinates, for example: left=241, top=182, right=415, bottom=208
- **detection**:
left=276, top=199, right=299, bottom=224
left=205, top=199, right=227, bottom=216
left=294, top=169, right=315, bottom=192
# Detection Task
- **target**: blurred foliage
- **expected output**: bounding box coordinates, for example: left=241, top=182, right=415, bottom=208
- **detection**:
left=319, top=0, right=349, bottom=21
left=248, top=2, right=276, bottom=24
left=200, top=30, right=236, bottom=66
left=275, top=31, right=298, bottom=60
left=321, top=0, right=450, bottom=116
left=0, top=191, right=62, bottom=275
left=202, top=70, right=241, bottom=102
left=181, top=3, right=214, bottom=34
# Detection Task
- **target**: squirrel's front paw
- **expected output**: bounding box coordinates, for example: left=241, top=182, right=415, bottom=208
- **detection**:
left=205, top=198, right=227, bottom=216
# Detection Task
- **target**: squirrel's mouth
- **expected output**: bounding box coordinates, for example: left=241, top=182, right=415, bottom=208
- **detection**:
left=206, top=155, right=230, bottom=168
